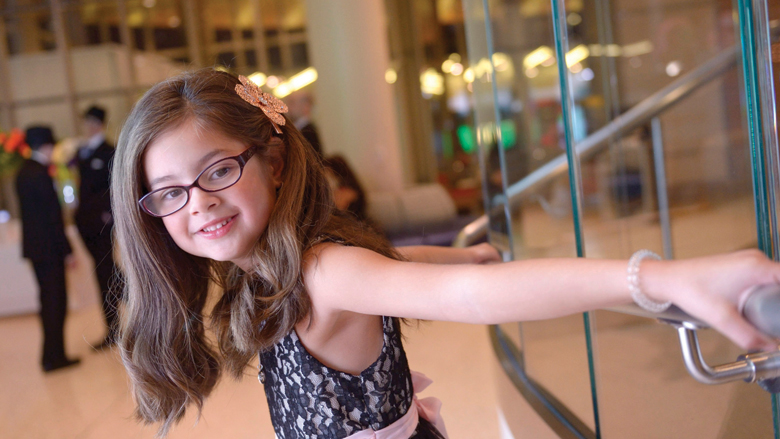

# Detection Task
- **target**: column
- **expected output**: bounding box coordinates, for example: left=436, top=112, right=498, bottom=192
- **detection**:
left=304, top=0, right=404, bottom=192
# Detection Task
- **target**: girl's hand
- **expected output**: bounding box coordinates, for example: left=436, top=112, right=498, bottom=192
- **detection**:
left=396, top=243, right=500, bottom=265
left=468, top=242, right=502, bottom=264
left=642, top=249, right=780, bottom=351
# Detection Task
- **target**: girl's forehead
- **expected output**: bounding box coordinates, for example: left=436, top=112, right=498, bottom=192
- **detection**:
left=142, top=123, right=246, bottom=184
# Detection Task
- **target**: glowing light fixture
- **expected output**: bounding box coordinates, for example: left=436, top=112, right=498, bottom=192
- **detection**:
left=491, top=53, right=511, bottom=72
left=581, top=68, right=595, bottom=81
left=588, top=44, right=623, bottom=57
left=565, top=44, right=589, bottom=68
left=666, top=61, right=682, bottom=77
left=448, top=53, right=461, bottom=63
left=63, top=185, right=75, bottom=204
left=266, top=76, right=280, bottom=88
left=605, top=44, right=622, bottom=57
left=272, top=67, right=318, bottom=98
left=420, top=68, right=445, bottom=95
left=567, top=13, right=582, bottom=26
left=622, top=41, right=653, bottom=57
left=473, top=58, right=494, bottom=80
left=450, top=62, right=464, bottom=75
left=385, top=68, right=398, bottom=84
left=463, top=68, right=475, bottom=83
left=248, top=72, right=267, bottom=87
left=442, top=59, right=455, bottom=73
left=525, top=67, right=539, bottom=78
left=523, top=46, right=554, bottom=70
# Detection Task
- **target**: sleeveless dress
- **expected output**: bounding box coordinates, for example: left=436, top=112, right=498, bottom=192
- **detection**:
left=259, top=316, right=446, bottom=439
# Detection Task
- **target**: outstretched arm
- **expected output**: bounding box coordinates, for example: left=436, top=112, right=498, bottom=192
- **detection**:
left=396, top=243, right=501, bottom=265
left=305, top=246, right=778, bottom=352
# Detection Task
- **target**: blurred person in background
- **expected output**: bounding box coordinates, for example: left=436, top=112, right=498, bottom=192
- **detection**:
left=16, top=126, right=80, bottom=372
left=74, top=105, right=121, bottom=350
left=286, top=90, right=323, bottom=157
left=323, top=154, right=381, bottom=234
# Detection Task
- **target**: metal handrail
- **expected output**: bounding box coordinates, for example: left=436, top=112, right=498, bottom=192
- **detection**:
left=454, top=42, right=780, bottom=400
left=452, top=46, right=738, bottom=248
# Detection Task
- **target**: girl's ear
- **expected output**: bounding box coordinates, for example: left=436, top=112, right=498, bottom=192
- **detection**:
left=268, top=152, right=285, bottom=188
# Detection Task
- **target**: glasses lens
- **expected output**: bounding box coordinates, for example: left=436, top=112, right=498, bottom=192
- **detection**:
left=143, top=186, right=188, bottom=217
left=198, top=158, right=242, bottom=191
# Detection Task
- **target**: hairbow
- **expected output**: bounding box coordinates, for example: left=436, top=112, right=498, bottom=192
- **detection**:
left=235, top=75, right=288, bottom=134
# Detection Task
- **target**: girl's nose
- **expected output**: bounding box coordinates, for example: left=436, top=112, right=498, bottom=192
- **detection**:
left=188, top=187, right=220, bottom=214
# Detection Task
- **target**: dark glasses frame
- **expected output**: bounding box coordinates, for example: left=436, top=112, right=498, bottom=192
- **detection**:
left=138, top=146, right=257, bottom=217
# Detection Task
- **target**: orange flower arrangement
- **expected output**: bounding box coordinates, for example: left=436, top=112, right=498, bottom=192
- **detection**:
left=0, top=128, right=31, bottom=177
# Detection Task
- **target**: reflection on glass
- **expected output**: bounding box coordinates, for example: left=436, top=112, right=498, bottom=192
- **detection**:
left=462, top=0, right=596, bottom=434
left=466, top=0, right=778, bottom=436
left=563, top=0, right=774, bottom=437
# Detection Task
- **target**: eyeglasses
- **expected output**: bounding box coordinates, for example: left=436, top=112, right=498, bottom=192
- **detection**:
left=139, top=146, right=257, bottom=217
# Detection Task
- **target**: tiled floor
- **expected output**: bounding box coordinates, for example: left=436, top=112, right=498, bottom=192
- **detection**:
left=0, top=300, right=500, bottom=438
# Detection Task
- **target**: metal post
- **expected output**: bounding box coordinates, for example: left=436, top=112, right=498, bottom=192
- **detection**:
left=651, top=117, right=673, bottom=260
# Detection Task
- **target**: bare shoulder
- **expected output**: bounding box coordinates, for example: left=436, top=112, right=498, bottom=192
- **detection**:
left=302, top=244, right=401, bottom=312
left=303, top=244, right=392, bottom=291
left=301, top=242, right=474, bottom=321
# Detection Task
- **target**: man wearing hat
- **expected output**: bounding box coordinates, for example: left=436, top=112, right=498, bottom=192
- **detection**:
left=16, top=126, right=80, bottom=372
left=75, top=105, right=120, bottom=349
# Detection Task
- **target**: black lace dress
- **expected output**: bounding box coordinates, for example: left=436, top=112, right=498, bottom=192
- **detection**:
left=259, top=316, right=446, bottom=439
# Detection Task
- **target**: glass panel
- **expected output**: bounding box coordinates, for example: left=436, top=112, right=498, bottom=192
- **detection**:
left=737, top=0, right=780, bottom=431
left=462, top=0, right=597, bottom=435
left=555, top=0, right=778, bottom=436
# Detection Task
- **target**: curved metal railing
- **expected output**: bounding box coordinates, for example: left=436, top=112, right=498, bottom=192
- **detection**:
left=452, top=43, right=780, bottom=437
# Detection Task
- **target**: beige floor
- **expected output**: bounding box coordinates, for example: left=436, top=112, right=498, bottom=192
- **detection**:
left=2, top=193, right=767, bottom=439
left=0, top=302, right=500, bottom=438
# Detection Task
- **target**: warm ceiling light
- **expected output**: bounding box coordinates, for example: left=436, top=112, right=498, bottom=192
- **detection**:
left=248, top=72, right=267, bottom=87
left=523, top=46, right=554, bottom=70
left=565, top=44, right=589, bottom=67
left=272, top=67, right=318, bottom=98
left=385, top=68, right=398, bottom=84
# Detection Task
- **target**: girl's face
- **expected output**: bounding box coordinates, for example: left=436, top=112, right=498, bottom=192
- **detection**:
left=143, top=120, right=283, bottom=270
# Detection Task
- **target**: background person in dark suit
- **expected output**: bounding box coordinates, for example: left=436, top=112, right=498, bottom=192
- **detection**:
left=16, top=126, right=80, bottom=372
left=75, top=105, right=121, bottom=349
left=286, top=90, right=323, bottom=158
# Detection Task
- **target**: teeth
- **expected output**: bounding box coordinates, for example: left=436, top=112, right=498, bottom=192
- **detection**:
left=203, top=218, right=230, bottom=232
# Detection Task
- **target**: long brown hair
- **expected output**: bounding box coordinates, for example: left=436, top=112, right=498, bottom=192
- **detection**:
left=112, top=69, right=399, bottom=436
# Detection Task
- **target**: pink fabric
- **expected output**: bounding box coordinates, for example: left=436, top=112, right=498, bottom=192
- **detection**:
left=343, top=371, right=449, bottom=439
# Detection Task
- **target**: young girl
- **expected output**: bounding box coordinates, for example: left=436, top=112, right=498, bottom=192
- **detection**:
left=111, top=69, right=779, bottom=439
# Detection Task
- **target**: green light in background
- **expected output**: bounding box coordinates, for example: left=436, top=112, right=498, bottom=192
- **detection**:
left=499, top=120, right=516, bottom=149
left=457, top=125, right=476, bottom=154
left=442, top=130, right=454, bottom=159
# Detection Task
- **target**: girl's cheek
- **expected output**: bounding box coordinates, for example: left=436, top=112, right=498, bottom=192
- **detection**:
left=162, top=217, right=188, bottom=247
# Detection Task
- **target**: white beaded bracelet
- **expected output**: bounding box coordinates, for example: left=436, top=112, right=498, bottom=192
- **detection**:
left=627, top=249, right=671, bottom=313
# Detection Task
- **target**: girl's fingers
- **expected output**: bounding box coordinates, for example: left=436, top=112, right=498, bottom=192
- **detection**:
left=690, top=298, right=777, bottom=351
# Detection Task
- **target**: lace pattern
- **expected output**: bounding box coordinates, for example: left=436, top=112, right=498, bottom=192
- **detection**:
left=259, top=317, right=416, bottom=439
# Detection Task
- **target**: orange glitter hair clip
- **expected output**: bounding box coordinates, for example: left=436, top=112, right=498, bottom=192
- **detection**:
left=235, top=75, right=288, bottom=134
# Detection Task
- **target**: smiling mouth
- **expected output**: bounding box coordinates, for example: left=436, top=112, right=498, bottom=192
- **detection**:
left=200, top=215, right=236, bottom=234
